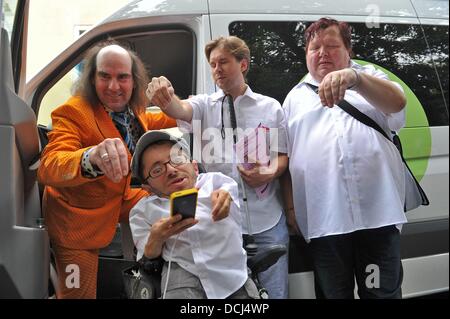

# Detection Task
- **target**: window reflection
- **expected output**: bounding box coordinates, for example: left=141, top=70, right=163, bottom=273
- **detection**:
left=2, top=0, right=18, bottom=36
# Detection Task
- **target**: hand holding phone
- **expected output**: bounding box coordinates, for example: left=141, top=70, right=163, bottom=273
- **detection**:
left=170, top=188, right=198, bottom=220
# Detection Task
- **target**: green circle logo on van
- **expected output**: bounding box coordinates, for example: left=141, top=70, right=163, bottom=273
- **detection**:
left=354, top=60, right=431, bottom=181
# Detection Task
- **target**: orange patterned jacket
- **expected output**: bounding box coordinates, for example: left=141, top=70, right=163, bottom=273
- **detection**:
left=38, top=96, right=177, bottom=249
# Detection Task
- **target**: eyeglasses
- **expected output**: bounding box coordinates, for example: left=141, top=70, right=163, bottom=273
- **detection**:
left=144, top=154, right=190, bottom=182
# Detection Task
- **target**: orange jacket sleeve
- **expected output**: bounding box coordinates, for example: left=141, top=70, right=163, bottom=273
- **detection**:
left=142, top=110, right=177, bottom=130
left=38, top=100, right=102, bottom=188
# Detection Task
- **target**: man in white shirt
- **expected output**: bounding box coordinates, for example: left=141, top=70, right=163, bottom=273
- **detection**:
left=129, top=130, right=259, bottom=299
left=146, top=36, right=290, bottom=298
left=281, top=18, right=408, bottom=299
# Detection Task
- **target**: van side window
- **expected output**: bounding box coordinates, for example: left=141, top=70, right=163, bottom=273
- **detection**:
left=421, top=24, right=449, bottom=122
left=37, top=29, right=194, bottom=127
left=230, top=21, right=308, bottom=109
left=230, top=21, right=449, bottom=127
left=351, top=23, right=449, bottom=127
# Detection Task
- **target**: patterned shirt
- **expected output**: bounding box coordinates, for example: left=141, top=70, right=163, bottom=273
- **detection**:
left=108, top=107, right=144, bottom=154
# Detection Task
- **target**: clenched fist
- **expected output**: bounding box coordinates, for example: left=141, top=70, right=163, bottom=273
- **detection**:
left=146, top=76, right=175, bottom=111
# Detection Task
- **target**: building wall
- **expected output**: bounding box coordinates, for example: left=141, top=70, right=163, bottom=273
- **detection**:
left=24, top=0, right=130, bottom=125
left=27, top=0, right=130, bottom=81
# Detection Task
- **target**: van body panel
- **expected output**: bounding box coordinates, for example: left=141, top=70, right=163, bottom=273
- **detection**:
left=411, top=0, right=449, bottom=19
left=289, top=253, right=449, bottom=298
left=101, top=0, right=423, bottom=21
left=207, top=0, right=417, bottom=17
left=399, top=127, right=448, bottom=223
left=2, top=0, right=447, bottom=298
left=104, top=0, right=209, bottom=22
left=401, top=253, right=449, bottom=298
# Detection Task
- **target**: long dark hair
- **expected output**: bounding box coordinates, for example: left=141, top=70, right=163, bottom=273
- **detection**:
left=72, top=40, right=150, bottom=114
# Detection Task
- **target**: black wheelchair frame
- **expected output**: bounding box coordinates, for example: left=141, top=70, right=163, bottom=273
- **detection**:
left=123, top=243, right=287, bottom=299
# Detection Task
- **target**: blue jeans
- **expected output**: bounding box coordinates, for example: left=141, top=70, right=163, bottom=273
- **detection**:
left=309, top=225, right=403, bottom=299
left=251, top=213, right=290, bottom=299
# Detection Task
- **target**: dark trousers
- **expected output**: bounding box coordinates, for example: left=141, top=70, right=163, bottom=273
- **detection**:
left=309, top=225, right=403, bottom=299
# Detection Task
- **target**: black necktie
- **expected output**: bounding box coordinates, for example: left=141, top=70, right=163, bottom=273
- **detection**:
left=227, top=94, right=238, bottom=143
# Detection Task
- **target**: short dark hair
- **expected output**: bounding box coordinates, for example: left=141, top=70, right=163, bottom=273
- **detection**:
left=305, top=17, right=354, bottom=57
left=205, top=36, right=251, bottom=77
left=72, top=39, right=150, bottom=114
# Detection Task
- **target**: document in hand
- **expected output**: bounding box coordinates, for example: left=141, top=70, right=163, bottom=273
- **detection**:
left=234, top=123, right=271, bottom=200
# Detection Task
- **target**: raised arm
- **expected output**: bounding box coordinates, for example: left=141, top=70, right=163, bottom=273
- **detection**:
left=146, top=76, right=193, bottom=122
left=318, top=67, right=406, bottom=114
left=38, top=106, right=129, bottom=187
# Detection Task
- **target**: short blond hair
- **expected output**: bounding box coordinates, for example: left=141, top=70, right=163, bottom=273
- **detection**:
left=205, top=36, right=250, bottom=77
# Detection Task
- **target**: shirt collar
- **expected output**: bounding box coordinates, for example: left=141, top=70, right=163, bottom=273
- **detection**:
left=298, top=73, right=319, bottom=88
left=297, top=60, right=362, bottom=89
left=148, top=194, right=169, bottom=203
left=104, top=105, right=134, bottom=118
left=211, top=85, right=257, bottom=102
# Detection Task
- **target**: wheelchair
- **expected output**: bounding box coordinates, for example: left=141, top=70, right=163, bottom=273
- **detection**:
left=123, top=155, right=287, bottom=299
left=122, top=241, right=287, bottom=299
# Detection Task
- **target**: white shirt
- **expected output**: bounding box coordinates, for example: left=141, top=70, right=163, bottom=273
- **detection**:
left=178, top=86, right=288, bottom=234
left=283, top=62, right=408, bottom=241
left=129, top=172, right=247, bottom=299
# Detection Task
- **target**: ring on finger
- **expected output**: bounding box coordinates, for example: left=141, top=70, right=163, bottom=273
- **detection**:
left=101, top=153, right=110, bottom=161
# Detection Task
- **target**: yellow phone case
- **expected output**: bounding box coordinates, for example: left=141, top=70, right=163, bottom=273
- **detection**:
left=169, top=188, right=198, bottom=218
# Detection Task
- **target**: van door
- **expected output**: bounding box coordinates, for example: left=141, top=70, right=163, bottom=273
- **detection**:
left=17, top=1, right=211, bottom=298
left=0, top=0, right=50, bottom=298
left=24, top=1, right=212, bottom=124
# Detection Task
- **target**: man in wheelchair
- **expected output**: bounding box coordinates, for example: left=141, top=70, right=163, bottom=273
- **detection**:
left=129, top=130, right=261, bottom=299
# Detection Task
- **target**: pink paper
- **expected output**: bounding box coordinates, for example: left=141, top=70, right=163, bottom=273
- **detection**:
left=234, top=123, right=272, bottom=200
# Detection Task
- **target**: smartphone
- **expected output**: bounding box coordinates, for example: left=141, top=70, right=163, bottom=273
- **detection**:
left=170, top=188, right=198, bottom=220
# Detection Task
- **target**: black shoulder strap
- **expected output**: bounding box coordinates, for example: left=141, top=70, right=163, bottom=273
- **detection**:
left=305, top=83, right=390, bottom=140
left=305, top=82, right=429, bottom=207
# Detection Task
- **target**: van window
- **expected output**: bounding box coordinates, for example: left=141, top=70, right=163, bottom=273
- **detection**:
left=421, top=24, right=449, bottom=121
left=230, top=21, right=449, bottom=127
left=37, top=29, right=194, bottom=127
left=2, top=0, right=18, bottom=36
left=230, top=21, right=307, bottom=110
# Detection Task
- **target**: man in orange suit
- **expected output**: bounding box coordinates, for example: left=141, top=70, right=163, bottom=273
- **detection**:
left=38, top=41, right=176, bottom=299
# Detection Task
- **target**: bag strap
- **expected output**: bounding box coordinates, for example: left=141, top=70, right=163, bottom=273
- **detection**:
left=305, top=82, right=429, bottom=207
left=305, top=83, right=392, bottom=140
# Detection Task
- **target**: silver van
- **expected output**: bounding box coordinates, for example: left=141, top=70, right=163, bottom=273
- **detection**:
left=1, top=0, right=448, bottom=298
